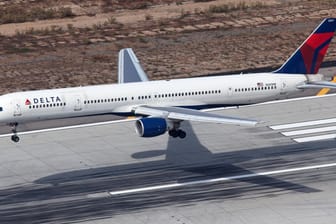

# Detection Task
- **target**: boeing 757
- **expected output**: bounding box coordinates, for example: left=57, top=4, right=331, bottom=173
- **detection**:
left=1, top=18, right=336, bottom=142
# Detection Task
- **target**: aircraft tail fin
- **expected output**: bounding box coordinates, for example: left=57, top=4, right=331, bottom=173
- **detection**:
left=274, top=18, right=336, bottom=74
left=118, top=48, right=149, bottom=83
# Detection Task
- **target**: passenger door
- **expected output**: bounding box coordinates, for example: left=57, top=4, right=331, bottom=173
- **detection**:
left=227, top=87, right=233, bottom=97
left=73, top=95, right=83, bottom=111
left=65, top=93, right=83, bottom=112
left=280, top=79, right=287, bottom=95
left=12, top=99, right=22, bottom=116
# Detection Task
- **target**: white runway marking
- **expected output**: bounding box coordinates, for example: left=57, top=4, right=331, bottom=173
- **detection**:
left=0, top=118, right=135, bottom=138
left=270, top=117, right=336, bottom=143
left=294, top=134, right=336, bottom=143
left=282, top=126, right=336, bottom=136
left=109, top=162, right=336, bottom=196
left=270, top=118, right=336, bottom=130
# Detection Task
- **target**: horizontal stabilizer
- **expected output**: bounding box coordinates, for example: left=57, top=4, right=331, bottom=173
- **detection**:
left=133, top=106, right=258, bottom=127
left=297, top=81, right=336, bottom=89
left=118, top=48, right=149, bottom=83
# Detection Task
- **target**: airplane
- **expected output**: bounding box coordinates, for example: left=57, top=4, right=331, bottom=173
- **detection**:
left=1, top=18, right=336, bottom=143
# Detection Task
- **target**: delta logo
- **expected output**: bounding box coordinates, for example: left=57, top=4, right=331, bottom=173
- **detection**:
left=25, top=99, right=31, bottom=105
left=25, top=96, right=62, bottom=105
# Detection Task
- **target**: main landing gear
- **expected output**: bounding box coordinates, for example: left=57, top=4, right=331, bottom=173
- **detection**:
left=167, top=121, right=187, bottom=139
left=168, top=129, right=186, bottom=139
left=10, top=123, right=20, bottom=143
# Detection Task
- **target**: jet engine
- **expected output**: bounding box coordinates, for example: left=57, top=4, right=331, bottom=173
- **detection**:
left=135, top=117, right=167, bottom=137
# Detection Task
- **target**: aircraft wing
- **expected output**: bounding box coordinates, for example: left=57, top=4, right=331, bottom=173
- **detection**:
left=133, top=105, right=258, bottom=126
left=118, top=48, right=149, bottom=83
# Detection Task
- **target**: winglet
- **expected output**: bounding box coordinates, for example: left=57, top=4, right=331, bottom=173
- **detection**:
left=274, top=18, right=336, bottom=74
left=118, top=48, right=149, bottom=83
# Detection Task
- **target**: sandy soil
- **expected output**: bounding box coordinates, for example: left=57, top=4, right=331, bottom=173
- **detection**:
left=0, top=0, right=335, bottom=94
left=0, top=0, right=277, bottom=36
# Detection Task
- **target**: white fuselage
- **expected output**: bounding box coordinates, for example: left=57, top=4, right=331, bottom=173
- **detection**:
left=0, top=73, right=306, bottom=124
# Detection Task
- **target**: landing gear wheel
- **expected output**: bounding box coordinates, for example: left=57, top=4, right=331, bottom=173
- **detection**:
left=169, top=129, right=186, bottom=138
left=11, top=135, right=20, bottom=143
left=178, top=130, right=186, bottom=139
left=168, top=130, right=179, bottom=138
left=9, top=122, right=19, bottom=143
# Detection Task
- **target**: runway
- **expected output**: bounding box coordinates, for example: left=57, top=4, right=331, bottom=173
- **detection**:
left=1, top=88, right=336, bottom=223
left=0, top=67, right=336, bottom=223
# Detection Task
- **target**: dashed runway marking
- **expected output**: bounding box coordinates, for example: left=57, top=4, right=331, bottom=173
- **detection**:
left=270, top=118, right=336, bottom=143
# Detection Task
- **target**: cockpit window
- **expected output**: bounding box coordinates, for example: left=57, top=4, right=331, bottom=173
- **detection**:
left=0, top=107, right=3, bottom=111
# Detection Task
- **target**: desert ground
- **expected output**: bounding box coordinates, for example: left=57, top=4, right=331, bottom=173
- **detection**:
left=0, top=0, right=335, bottom=94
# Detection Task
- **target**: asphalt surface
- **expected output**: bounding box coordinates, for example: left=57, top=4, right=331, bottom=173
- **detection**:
left=0, top=67, right=336, bottom=223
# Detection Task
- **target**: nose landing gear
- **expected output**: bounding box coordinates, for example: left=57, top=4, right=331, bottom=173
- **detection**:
left=11, top=135, right=20, bottom=142
left=9, top=123, right=20, bottom=143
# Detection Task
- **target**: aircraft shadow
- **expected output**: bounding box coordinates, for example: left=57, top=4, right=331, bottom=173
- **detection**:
left=0, top=122, right=334, bottom=223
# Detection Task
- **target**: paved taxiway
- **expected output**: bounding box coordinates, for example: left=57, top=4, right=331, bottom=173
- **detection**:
left=1, top=67, right=336, bottom=223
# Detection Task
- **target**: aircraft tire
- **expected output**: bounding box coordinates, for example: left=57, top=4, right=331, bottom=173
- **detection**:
left=169, top=130, right=179, bottom=138
left=178, top=130, right=186, bottom=139
left=11, top=135, right=20, bottom=143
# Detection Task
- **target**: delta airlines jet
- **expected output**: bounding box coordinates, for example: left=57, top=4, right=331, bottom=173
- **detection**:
left=1, top=18, right=336, bottom=142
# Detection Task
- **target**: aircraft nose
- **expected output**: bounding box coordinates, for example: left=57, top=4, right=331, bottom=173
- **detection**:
left=0, top=105, right=11, bottom=124
left=0, top=106, right=6, bottom=123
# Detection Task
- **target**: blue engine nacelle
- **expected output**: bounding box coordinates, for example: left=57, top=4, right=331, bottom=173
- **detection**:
left=135, top=117, right=167, bottom=137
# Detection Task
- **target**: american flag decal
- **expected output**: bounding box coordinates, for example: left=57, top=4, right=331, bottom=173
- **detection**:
left=257, top=82, right=264, bottom=87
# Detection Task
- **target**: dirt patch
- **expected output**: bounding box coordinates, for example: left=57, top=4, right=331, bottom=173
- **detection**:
left=0, top=0, right=335, bottom=94
left=0, top=0, right=278, bottom=36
